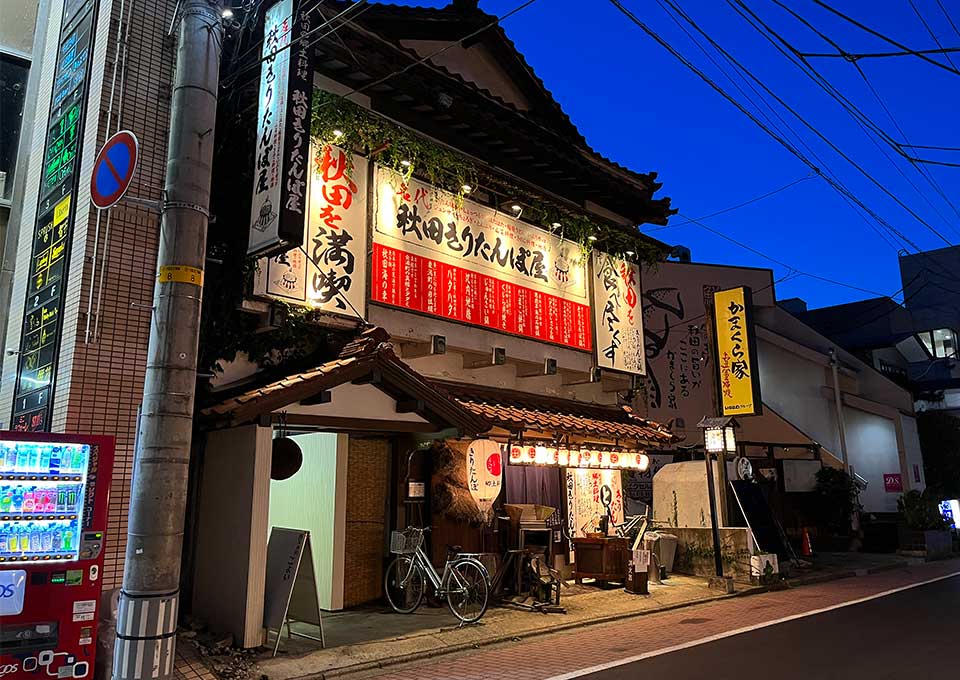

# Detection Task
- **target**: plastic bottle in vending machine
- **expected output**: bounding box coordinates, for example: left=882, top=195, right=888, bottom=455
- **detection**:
left=52, top=529, right=62, bottom=552
left=19, top=526, right=30, bottom=552
left=49, top=447, right=61, bottom=475
left=62, top=528, right=73, bottom=551
left=15, top=446, right=28, bottom=470
left=0, top=489, right=12, bottom=512
left=41, top=527, right=53, bottom=552
left=30, top=525, right=41, bottom=552
left=26, top=446, right=40, bottom=472
left=0, top=530, right=7, bottom=553
left=38, top=448, right=51, bottom=473
left=22, top=488, right=36, bottom=512
left=3, top=446, right=16, bottom=471
left=11, top=486, right=24, bottom=512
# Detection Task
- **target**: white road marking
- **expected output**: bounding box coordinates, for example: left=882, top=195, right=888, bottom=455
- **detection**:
left=544, top=570, right=960, bottom=680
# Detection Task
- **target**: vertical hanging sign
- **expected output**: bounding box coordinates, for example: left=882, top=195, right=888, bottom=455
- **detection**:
left=248, top=0, right=313, bottom=257
left=11, top=0, right=100, bottom=432
left=253, top=145, right=369, bottom=317
left=592, top=252, right=645, bottom=375
left=712, top=286, right=762, bottom=416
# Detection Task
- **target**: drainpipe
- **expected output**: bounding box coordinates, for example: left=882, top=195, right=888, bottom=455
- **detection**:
left=829, top=348, right=850, bottom=473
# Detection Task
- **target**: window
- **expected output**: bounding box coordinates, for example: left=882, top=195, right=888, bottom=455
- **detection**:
left=0, top=53, right=29, bottom=203
left=917, top=328, right=958, bottom=359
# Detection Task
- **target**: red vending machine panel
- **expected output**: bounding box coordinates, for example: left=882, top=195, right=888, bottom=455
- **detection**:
left=0, top=432, right=114, bottom=680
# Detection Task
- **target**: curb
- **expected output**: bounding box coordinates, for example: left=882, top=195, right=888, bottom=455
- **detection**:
left=275, top=560, right=927, bottom=680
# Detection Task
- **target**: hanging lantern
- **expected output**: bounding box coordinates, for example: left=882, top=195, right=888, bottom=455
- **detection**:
left=524, top=446, right=537, bottom=464
left=637, top=453, right=650, bottom=471
left=547, top=447, right=559, bottom=465
left=558, top=448, right=569, bottom=467
left=466, top=439, right=503, bottom=517
left=569, top=449, right=581, bottom=467
left=509, top=445, right=523, bottom=464
left=535, top=445, right=548, bottom=465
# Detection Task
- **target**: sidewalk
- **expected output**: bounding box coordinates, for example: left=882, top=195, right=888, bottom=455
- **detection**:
left=257, top=575, right=751, bottom=680
left=182, top=552, right=947, bottom=680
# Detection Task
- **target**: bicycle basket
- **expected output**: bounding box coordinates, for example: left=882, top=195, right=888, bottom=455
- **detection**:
left=390, top=528, right=422, bottom=555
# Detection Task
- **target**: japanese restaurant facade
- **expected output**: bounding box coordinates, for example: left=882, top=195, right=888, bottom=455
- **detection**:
left=188, top=0, right=678, bottom=647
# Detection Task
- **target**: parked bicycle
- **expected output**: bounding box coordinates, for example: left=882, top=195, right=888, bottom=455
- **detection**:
left=384, top=526, right=491, bottom=624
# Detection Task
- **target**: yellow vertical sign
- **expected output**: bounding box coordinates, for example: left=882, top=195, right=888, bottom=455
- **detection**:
left=713, top=287, right=761, bottom=416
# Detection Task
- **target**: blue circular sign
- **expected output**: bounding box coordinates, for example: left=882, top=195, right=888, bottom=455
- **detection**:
left=90, top=130, right=139, bottom=209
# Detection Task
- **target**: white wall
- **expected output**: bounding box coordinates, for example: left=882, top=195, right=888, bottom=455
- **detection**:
left=845, top=408, right=902, bottom=513
left=268, top=432, right=348, bottom=611
left=757, top=338, right=840, bottom=455
left=193, top=425, right=272, bottom=647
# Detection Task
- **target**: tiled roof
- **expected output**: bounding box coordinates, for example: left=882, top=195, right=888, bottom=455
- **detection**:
left=201, top=328, right=489, bottom=433
left=434, top=381, right=676, bottom=446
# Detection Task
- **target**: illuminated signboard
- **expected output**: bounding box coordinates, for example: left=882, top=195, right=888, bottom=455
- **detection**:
left=592, top=252, right=645, bottom=376
left=11, top=0, right=99, bottom=432
left=253, top=144, right=368, bottom=316
left=247, top=0, right=313, bottom=257
left=372, top=167, right=592, bottom=349
left=711, top=286, right=762, bottom=417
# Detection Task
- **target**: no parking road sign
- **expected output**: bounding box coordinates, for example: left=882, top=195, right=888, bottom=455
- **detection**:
left=90, top=130, right=139, bottom=209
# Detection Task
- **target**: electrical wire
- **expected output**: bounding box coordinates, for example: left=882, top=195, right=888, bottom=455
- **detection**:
left=654, top=0, right=954, bottom=247
left=812, top=0, right=960, bottom=77
left=731, top=0, right=960, bottom=233
left=799, top=46, right=960, bottom=59
left=937, top=0, right=960, bottom=39
left=908, top=0, right=960, bottom=71
left=605, top=0, right=918, bottom=254
left=647, top=174, right=814, bottom=231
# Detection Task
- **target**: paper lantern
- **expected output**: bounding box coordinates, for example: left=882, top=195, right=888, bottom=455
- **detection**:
left=525, top=446, right=537, bottom=464
left=509, top=445, right=523, bottom=464
left=637, top=453, right=650, bottom=471
left=569, top=450, right=581, bottom=467
left=609, top=452, right=620, bottom=468
left=548, top=447, right=559, bottom=465
left=535, top=446, right=548, bottom=465
left=558, top=448, right=569, bottom=467
left=467, top=439, right=503, bottom=514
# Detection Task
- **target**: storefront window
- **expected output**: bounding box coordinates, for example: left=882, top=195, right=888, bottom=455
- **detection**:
left=0, top=53, right=29, bottom=203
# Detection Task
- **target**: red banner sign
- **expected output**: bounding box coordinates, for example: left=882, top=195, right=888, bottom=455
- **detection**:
left=372, top=243, right=592, bottom=349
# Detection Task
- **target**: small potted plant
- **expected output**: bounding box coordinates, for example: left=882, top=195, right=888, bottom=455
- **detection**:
left=897, top=490, right=952, bottom=558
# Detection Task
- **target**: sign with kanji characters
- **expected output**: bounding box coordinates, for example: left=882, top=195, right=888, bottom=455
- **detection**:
left=254, top=145, right=368, bottom=317
left=592, top=252, right=644, bottom=375
left=466, top=439, right=502, bottom=515
left=712, top=286, right=762, bottom=416
left=372, top=167, right=591, bottom=349
left=248, top=0, right=314, bottom=257
left=565, top=468, right=624, bottom=541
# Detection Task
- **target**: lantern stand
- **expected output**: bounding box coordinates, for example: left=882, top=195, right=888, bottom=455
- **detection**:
left=697, top=417, right=740, bottom=579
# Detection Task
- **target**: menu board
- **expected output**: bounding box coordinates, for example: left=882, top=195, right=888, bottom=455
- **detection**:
left=372, top=167, right=592, bottom=349
left=11, top=0, right=99, bottom=432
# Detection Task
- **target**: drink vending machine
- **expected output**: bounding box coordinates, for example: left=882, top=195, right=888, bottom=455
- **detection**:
left=0, top=432, right=114, bottom=680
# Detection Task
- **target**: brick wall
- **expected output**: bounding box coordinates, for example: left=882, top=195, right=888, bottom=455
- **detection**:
left=343, top=437, right=391, bottom=608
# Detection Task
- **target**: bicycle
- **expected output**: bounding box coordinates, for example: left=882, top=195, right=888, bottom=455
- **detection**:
left=384, top=526, right=491, bottom=624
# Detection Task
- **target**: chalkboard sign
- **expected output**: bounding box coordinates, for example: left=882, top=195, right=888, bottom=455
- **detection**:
left=263, top=527, right=324, bottom=655
left=11, top=0, right=99, bottom=432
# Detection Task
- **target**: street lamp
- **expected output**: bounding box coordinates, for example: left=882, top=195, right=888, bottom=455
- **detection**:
left=698, top=417, right=739, bottom=579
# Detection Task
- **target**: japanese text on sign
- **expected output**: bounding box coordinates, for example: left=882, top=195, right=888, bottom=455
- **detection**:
left=712, top=287, right=761, bottom=416
left=255, top=145, right=368, bottom=317
left=593, top=252, right=645, bottom=375
left=373, top=167, right=591, bottom=349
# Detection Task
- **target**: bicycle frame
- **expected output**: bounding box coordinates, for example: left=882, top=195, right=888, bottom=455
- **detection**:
left=398, top=537, right=473, bottom=596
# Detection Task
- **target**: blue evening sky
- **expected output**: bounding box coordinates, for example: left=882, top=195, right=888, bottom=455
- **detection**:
left=395, top=0, right=960, bottom=310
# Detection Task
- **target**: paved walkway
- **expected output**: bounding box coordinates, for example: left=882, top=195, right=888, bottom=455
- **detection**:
left=357, top=558, right=960, bottom=680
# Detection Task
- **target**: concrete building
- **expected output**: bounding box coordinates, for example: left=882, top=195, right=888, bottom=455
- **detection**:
left=643, top=260, right=924, bottom=522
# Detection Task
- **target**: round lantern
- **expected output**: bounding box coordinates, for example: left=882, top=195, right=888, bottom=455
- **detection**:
left=509, top=445, right=523, bottom=464
left=557, top=448, right=569, bottom=467
left=466, top=439, right=503, bottom=517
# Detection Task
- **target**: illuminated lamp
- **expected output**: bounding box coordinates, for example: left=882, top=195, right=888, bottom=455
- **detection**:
left=569, top=450, right=581, bottom=467
left=637, top=453, right=650, bottom=471
left=509, top=445, right=523, bottom=464
left=558, top=448, right=569, bottom=466
left=525, top=446, right=537, bottom=464
left=599, top=451, right=611, bottom=468
left=547, top=447, right=559, bottom=465
left=609, top=451, right=620, bottom=468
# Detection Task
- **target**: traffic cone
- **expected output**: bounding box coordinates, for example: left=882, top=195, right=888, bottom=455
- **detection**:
left=801, top=527, right=814, bottom=557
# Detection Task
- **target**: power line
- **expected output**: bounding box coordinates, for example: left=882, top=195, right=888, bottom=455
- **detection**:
left=648, top=174, right=814, bottom=231
left=657, top=0, right=955, bottom=247
left=937, top=0, right=960, bottom=39
left=676, top=211, right=892, bottom=298
left=812, top=0, right=960, bottom=77
left=732, top=0, right=960, bottom=233
left=799, top=46, right=960, bottom=59
left=908, top=0, right=960, bottom=72
left=605, top=0, right=919, bottom=254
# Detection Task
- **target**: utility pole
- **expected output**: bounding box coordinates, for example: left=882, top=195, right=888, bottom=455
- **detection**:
left=113, top=2, right=223, bottom=679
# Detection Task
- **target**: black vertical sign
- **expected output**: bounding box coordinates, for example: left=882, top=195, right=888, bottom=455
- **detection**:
left=11, top=0, right=100, bottom=432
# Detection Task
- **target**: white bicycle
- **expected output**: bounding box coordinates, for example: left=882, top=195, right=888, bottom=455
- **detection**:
left=384, top=526, right=491, bottom=624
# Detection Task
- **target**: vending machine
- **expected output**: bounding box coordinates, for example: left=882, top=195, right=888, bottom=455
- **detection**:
left=0, top=432, right=114, bottom=680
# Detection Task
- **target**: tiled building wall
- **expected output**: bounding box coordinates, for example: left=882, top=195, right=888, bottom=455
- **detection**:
left=343, top=437, right=391, bottom=608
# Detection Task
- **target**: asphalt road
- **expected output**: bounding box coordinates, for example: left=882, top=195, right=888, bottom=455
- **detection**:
left=575, top=574, right=960, bottom=680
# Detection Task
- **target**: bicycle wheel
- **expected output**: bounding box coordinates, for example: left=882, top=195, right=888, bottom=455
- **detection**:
left=384, top=555, right=425, bottom=614
left=445, top=558, right=490, bottom=623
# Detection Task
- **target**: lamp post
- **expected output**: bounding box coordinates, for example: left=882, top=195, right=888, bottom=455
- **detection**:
left=698, top=417, right=739, bottom=578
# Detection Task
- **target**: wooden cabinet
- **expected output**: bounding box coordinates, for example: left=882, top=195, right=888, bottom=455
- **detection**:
left=572, top=536, right=629, bottom=585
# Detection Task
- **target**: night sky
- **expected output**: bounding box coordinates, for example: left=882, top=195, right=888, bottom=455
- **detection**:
left=393, top=0, right=960, bottom=309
